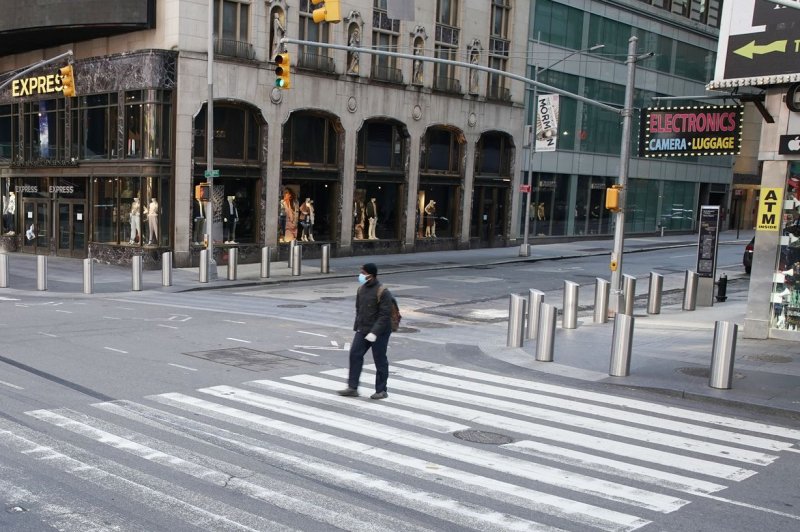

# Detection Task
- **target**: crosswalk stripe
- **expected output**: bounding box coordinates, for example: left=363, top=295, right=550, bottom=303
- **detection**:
left=316, top=369, right=754, bottom=481
left=320, top=367, right=776, bottom=466
left=199, top=385, right=689, bottom=514
left=27, top=408, right=433, bottom=532
left=395, top=360, right=800, bottom=441
left=152, top=392, right=651, bottom=532
left=95, top=400, right=566, bottom=532
left=0, top=423, right=291, bottom=532
left=276, top=373, right=729, bottom=494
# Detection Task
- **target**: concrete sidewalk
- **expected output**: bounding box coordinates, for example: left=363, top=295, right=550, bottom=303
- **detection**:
left=3, top=229, right=799, bottom=418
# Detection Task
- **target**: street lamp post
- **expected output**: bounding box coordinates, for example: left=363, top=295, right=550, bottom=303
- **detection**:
left=520, top=44, right=605, bottom=257
left=204, top=0, right=217, bottom=281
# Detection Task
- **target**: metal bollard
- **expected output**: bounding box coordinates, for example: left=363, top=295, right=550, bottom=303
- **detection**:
left=321, top=244, right=330, bottom=274
left=562, top=281, right=579, bottom=329
left=162, top=251, right=172, bottom=287
left=199, top=249, right=209, bottom=283
left=227, top=248, right=238, bottom=281
left=683, top=270, right=698, bottom=311
left=260, top=246, right=271, bottom=278
left=526, top=289, right=545, bottom=340
left=288, top=240, right=297, bottom=268
left=291, top=243, right=302, bottom=276
left=83, top=258, right=93, bottom=294
left=647, top=272, right=663, bottom=315
left=709, top=321, right=738, bottom=389
left=609, top=313, right=635, bottom=376
left=535, top=304, right=557, bottom=362
left=0, top=253, right=7, bottom=288
left=132, top=255, right=142, bottom=291
left=36, top=255, right=47, bottom=291
left=506, top=294, right=527, bottom=347
left=594, top=278, right=610, bottom=324
left=622, top=274, right=636, bottom=316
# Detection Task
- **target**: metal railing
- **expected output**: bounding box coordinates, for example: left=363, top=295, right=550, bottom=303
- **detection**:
left=370, top=63, right=404, bottom=84
left=433, top=75, right=462, bottom=94
left=214, top=38, right=255, bottom=60
left=297, top=51, right=336, bottom=73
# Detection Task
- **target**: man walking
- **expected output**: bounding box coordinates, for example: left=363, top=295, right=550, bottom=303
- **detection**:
left=338, top=263, right=393, bottom=400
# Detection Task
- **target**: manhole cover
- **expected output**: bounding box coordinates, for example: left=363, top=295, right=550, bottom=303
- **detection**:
left=677, top=367, right=745, bottom=380
left=453, top=430, right=513, bottom=445
left=747, top=354, right=793, bottom=363
left=185, top=348, right=311, bottom=371
left=277, top=304, right=307, bottom=308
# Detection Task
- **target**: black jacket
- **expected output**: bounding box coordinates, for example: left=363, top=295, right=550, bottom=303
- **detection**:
left=353, top=278, right=392, bottom=335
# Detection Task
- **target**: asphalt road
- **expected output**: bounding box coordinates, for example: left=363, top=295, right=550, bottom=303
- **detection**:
left=1, top=244, right=799, bottom=531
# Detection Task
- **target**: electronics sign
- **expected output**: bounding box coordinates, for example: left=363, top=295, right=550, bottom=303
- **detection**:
left=639, top=105, right=744, bottom=158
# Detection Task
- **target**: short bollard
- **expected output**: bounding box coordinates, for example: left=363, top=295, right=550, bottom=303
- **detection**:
left=162, top=251, right=172, bottom=287
left=0, top=253, right=8, bottom=288
left=535, top=304, right=557, bottom=362
left=260, top=246, right=271, bottom=278
left=709, top=320, right=738, bottom=389
left=199, top=249, right=209, bottom=283
left=132, top=255, right=142, bottom=291
left=526, top=289, right=545, bottom=340
left=622, top=274, right=636, bottom=316
left=227, top=248, right=238, bottom=281
left=37, top=255, right=47, bottom=291
left=506, top=294, right=526, bottom=348
left=83, top=258, right=93, bottom=294
left=321, top=244, right=330, bottom=274
left=609, top=313, right=634, bottom=376
left=562, top=281, right=579, bottom=329
left=647, top=272, right=663, bottom=315
left=288, top=240, right=297, bottom=268
left=291, top=243, right=302, bottom=276
left=683, top=270, right=698, bottom=311
left=715, top=274, right=728, bottom=303
left=594, top=278, right=610, bottom=324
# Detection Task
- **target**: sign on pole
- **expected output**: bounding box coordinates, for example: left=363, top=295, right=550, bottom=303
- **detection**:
left=204, top=169, right=220, bottom=178
left=757, top=187, right=784, bottom=230
left=535, top=94, right=559, bottom=152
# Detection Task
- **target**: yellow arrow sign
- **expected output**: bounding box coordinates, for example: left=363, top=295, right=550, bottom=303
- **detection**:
left=734, top=40, right=788, bottom=59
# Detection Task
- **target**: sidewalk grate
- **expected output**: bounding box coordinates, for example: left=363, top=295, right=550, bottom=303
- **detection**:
left=184, top=348, right=313, bottom=371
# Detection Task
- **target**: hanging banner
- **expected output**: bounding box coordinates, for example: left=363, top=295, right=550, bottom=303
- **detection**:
left=536, top=94, right=559, bottom=152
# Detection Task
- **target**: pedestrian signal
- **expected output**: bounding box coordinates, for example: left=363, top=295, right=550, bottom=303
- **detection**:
left=274, top=52, right=291, bottom=89
left=311, top=0, right=341, bottom=23
left=605, top=185, right=621, bottom=212
left=195, top=183, right=210, bottom=201
left=58, top=65, right=76, bottom=97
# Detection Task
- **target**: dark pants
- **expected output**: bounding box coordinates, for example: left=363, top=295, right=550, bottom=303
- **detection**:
left=348, top=331, right=390, bottom=392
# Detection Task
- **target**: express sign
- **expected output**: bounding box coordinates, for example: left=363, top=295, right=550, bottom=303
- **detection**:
left=638, top=106, right=744, bottom=158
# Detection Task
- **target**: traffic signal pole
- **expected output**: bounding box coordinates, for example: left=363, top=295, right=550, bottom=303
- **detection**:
left=0, top=50, right=73, bottom=92
left=204, top=0, right=217, bottom=280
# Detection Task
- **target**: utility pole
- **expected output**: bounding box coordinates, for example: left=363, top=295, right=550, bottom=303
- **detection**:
left=204, top=0, right=218, bottom=281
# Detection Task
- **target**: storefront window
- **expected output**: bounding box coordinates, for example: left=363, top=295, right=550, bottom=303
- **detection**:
left=283, top=113, right=338, bottom=166
left=23, top=99, right=66, bottom=161
left=0, top=104, right=12, bottom=161
left=528, top=173, right=568, bottom=237
left=72, top=93, right=118, bottom=159
left=191, top=176, right=259, bottom=245
left=575, top=175, right=614, bottom=236
left=660, top=181, right=697, bottom=231
left=194, top=104, right=260, bottom=162
left=353, top=182, right=402, bottom=241
left=416, top=185, right=459, bottom=238
left=771, top=162, right=800, bottom=331
left=91, top=175, right=169, bottom=246
left=356, top=122, right=404, bottom=170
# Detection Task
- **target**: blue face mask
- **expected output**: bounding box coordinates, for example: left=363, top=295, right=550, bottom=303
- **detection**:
left=358, top=273, right=368, bottom=284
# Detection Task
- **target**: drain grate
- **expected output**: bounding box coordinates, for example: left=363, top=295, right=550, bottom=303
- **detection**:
left=185, top=347, right=311, bottom=371
left=453, top=430, right=513, bottom=445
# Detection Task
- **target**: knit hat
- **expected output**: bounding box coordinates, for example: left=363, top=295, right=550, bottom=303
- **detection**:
left=362, top=263, right=378, bottom=276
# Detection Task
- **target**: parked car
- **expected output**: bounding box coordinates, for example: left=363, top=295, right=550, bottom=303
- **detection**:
left=743, top=237, right=753, bottom=274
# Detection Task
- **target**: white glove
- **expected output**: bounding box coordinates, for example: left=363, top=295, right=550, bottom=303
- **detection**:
left=365, top=333, right=377, bottom=343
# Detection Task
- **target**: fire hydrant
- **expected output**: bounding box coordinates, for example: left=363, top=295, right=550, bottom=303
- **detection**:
left=715, top=273, right=728, bottom=302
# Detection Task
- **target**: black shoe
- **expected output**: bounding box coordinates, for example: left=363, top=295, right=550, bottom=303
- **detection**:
left=337, top=387, right=359, bottom=397
left=370, top=391, right=388, bottom=400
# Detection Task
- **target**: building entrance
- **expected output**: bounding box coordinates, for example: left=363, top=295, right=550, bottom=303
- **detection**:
left=56, top=200, right=87, bottom=257
left=471, top=185, right=508, bottom=247
left=21, top=198, right=49, bottom=254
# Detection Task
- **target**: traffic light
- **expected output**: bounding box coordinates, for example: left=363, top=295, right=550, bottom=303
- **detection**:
left=274, top=52, right=291, bottom=89
left=59, top=64, right=76, bottom=97
left=311, top=0, right=341, bottom=23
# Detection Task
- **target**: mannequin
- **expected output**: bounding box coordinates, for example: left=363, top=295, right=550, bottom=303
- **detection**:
left=299, top=198, right=315, bottom=241
left=354, top=200, right=366, bottom=240
left=147, top=198, right=159, bottom=245
left=129, top=197, right=141, bottom=244
left=223, top=195, right=238, bottom=243
left=367, top=197, right=378, bottom=239
left=282, top=188, right=298, bottom=242
left=537, top=202, right=546, bottom=221
left=3, top=191, right=15, bottom=235
left=424, top=200, right=437, bottom=238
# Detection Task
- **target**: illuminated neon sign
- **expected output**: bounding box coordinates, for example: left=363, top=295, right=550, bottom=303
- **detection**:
left=638, top=105, right=744, bottom=157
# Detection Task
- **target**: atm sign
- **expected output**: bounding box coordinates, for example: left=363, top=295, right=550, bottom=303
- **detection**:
left=756, top=188, right=783, bottom=231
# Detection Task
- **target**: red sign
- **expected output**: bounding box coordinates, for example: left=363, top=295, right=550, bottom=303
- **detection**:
left=519, top=184, right=531, bottom=193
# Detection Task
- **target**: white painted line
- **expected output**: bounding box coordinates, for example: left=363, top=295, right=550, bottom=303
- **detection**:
left=297, top=330, right=326, bottom=337
left=0, top=296, right=20, bottom=301
left=697, top=492, right=800, bottom=522
left=103, top=316, right=121, bottom=320
left=157, top=324, right=178, bottom=330
left=37, top=332, right=57, bottom=338
left=152, top=392, right=649, bottom=531
left=330, top=340, right=339, bottom=347
left=168, top=363, right=198, bottom=372
left=55, top=310, right=73, bottom=314
left=0, top=380, right=23, bottom=390
left=287, top=349, right=319, bottom=357
left=321, top=369, right=755, bottom=481
left=226, top=338, right=251, bottom=344
left=116, top=307, right=134, bottom=310
left=224, top=319, right=247, bottom=324
left=199, top=385, right=688, bottom=514
left=103, top=347, right=128, bottom=354
left=786, top=448, right=800, bottom=454
left=395, top=360, right=800, bottom=441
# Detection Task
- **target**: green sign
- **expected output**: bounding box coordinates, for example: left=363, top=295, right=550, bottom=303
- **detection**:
left=204, top=170, right=220, bottom=178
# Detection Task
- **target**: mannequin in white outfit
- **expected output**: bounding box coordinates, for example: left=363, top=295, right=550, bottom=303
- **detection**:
left=147, top=198, right=159, bottom=245
left=424, top=200, right=437, bottom=237
left=367, top=197, right=378, bottom=239
left=3, top=191, right=16, bottom=235
left=129, top=197, right=141, bottom=244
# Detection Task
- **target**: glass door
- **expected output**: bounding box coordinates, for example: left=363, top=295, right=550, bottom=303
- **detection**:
left=21, top=199, right=49, bottom=254
left=56, top=200, right=87, bottom=258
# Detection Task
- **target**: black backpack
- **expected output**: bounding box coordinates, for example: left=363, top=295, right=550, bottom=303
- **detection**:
left=377, top=285, right=402, bottom=332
